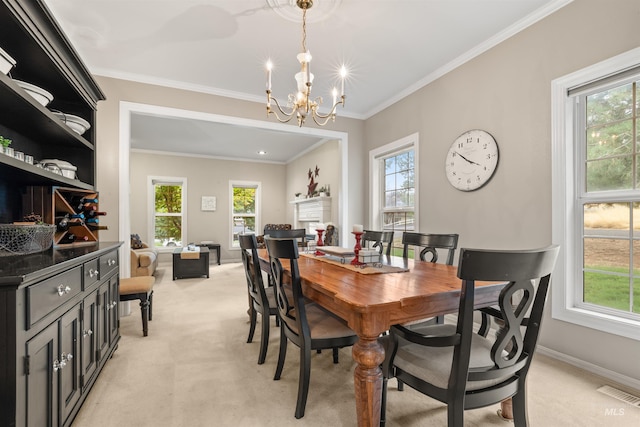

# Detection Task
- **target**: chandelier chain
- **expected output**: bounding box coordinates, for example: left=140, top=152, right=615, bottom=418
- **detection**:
left=301, top=7, right=307, bottom=52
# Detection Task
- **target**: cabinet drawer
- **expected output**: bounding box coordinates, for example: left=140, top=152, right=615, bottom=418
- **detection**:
left=100, top=250, right=119, bottom=278
left=27, top=266, right=82, bottom=327
left=84, top=258, right=100, bottom=289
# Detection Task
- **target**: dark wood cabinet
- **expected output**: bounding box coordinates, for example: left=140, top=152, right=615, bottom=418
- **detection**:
left=0, top=4, right=116, bottom=425
left=1, top=243, right=122, bottom=427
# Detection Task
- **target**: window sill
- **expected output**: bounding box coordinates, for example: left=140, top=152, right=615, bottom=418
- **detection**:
left=552, top=304, right=640, bottom=341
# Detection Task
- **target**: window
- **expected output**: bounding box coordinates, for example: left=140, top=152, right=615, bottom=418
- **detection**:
left=552, top=48, right=640, bottom=340
left=370, top=133, right=418, bottom=256
left=230, top=181, right=260, bottom=248
left=149, top=177, right=186, bottom=250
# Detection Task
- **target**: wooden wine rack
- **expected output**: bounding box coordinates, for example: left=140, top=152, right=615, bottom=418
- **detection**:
left=21, top=186, right=104, bottom=246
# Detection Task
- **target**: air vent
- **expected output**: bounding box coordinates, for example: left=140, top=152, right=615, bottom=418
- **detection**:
left=597, top=385, right=640, bottom=407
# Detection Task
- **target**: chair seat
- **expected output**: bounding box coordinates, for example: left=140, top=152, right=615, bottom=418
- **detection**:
left=120, top=276, right=154, bottom=294
left=394, top=324, right=513, bottom=391
left=286, top=303, right=356, bottom=341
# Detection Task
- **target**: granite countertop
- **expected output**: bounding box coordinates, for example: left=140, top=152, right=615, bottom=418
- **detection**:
left=0, top=241, right=122, bottom=287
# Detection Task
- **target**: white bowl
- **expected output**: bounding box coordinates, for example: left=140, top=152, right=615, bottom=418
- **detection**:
left=52, top=112, right=91, bottom=135
left=0, top=46, right=16, bottom=75
left=39, top=159, right=77, bottom=179
left=13, top=79, right=53, bottom=106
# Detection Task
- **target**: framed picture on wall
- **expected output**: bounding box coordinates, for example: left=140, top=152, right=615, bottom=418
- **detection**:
left=201, top=196, right=216, bottom=211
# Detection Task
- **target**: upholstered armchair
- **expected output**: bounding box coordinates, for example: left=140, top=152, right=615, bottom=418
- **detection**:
left=256, top=223, right=292, bottom=248
left=130, top=234, right=158, bottom=277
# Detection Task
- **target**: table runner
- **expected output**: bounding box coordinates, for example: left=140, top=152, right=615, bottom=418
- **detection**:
left=301, top=252, right=409, bottom=275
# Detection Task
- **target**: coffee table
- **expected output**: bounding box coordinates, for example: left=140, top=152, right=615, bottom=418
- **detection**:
left=172, top=247, right=209, bottom=280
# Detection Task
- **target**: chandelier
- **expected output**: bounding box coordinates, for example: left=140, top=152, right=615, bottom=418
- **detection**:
left=265, top=0, right=347, bottom=127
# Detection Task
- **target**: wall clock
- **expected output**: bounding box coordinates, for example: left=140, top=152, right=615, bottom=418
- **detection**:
left=445, top=129, right=499, bottom=191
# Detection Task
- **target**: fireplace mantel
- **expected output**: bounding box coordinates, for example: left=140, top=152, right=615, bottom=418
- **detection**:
left=290, top=196, right=331, bottom=232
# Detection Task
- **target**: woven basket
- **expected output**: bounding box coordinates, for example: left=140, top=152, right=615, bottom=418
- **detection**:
left=0, top=224, right=55, bottom=256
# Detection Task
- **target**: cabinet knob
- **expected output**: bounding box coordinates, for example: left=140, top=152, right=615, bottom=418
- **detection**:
left=108, top=258, right=116, bottom=266
left=53, top=359, right=62, bottom=372
left=83, top=329, right=93, bottom=337
left=57, top=284, right=72, bottom=296
left=89, top=268, right=99, bottom=278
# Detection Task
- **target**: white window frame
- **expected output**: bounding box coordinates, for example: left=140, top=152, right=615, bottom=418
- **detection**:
left=229, top=180, right=261, bottom=249
left=369, top=133, right=419, bottom=239
left=551, top=47, right=640, bottom=341
left=147, top=176, right=187, bottom=253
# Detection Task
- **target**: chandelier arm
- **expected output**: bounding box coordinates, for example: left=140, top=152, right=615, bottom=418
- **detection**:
left=310, top=96, right=345, bottom=119
left=267, top=95, right=297, bottom=123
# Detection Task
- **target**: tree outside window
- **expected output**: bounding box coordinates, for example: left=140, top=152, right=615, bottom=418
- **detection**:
left=153, top=182, right=183, bottom=248
left=382, top=149, right=415, bottom=256
left=581, top=79, right=640, bottom=316
left=231, top=183, right=259, bottom=247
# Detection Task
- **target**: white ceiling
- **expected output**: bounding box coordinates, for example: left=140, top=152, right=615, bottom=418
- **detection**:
left=43, top=0, right=570, bottom=163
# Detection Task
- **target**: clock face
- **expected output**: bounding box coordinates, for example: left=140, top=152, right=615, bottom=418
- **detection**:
left=445, top=129, right=499, bottom=191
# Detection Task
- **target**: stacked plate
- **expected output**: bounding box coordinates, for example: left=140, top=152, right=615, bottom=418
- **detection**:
left=52, top=112, right=91, bottom=135
left=0, top=46, right=16, bottom=75
left=14, top=80, right=53, bottom=107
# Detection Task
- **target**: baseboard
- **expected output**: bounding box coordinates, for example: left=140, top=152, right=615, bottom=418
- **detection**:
left=536, top=345, right=640, bottom=391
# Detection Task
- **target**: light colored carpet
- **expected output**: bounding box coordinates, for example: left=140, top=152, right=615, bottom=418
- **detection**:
left=72, top=263, right=640, bottom=426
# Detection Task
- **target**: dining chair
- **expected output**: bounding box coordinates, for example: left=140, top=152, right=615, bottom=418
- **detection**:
left=380, top=245, right=559, bottom=426
left=362, top=230, right=395, bottom=256
left=265, top=236, right=358, bottom=419
left=239, top=233, right=279, bottom=365
left=266, top=228, right=308, bottom=247
left=256, top=223, right=292, bottom=248
left=401, top=232, right=459, bottom=264
left=401, top=232, right=459, bottom=325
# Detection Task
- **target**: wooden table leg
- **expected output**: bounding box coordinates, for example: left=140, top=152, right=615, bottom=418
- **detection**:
left=500, top=398, right=513, bottom=419
left=352, top=335, right=385, bottom=427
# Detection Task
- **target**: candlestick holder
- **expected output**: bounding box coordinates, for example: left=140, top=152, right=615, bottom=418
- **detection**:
left=351, top=231, right=364, bottom=266
left=315, top=228, right=325, bottom=256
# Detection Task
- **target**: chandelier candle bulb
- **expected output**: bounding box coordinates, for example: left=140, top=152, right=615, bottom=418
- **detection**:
left=353, top=224, right=363, bottom=233
left=266, top=61, right=272, bottom=91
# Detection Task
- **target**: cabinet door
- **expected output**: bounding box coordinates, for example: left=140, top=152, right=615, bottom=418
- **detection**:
left=81, top=291, right=98, bottom=389
left=108, top=276, right=120, bottom=344
left=60, top=304, right=82, bottom=424
left=26, top=321, right=58, bottom=427
left=96, top=281, right=109, bottom=363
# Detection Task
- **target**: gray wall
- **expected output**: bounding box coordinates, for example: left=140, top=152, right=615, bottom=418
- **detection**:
left=286, top=139, right=341, bottom=226
left=363, top=0, right=640, bottom=381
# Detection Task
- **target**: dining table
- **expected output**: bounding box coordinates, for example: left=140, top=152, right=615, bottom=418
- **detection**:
left=256, top=248, right=506, bottom=427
